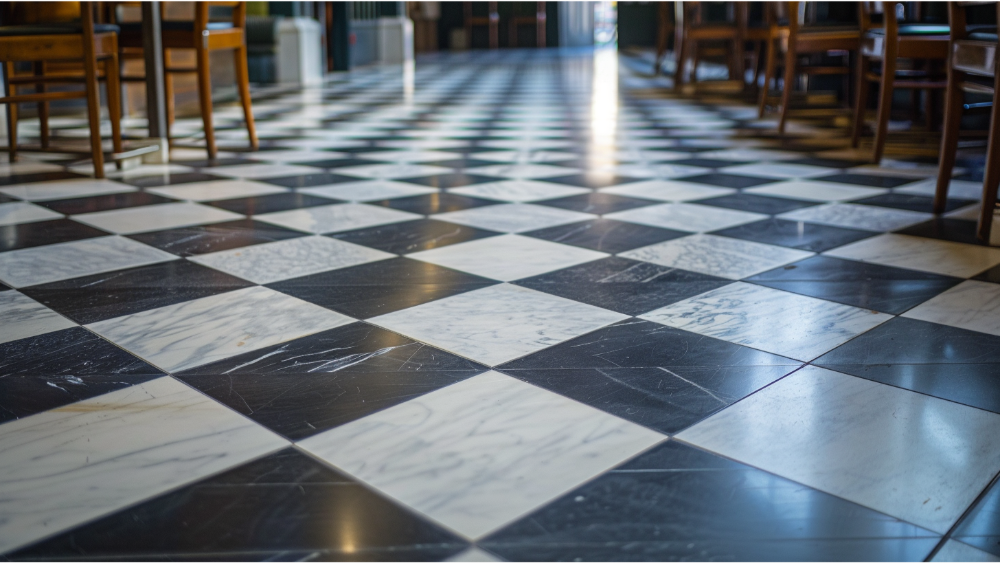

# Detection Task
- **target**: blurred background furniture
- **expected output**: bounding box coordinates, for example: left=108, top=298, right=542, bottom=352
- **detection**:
left=464, top=1, right=498, bottom=49
left=509, top=1, right=545, bottom=48
left=653, top=2, right=674, bottom=74
left=673, top=1, right=743, bottom=90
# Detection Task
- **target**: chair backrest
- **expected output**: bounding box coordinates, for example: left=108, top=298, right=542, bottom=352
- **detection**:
left=110, top=1, right=246, bottom=32
left=859, top=2, right=899, bottom=43
left=949, top=1, right=999, bottom=42
left=674, top=1, right=737, bottom=31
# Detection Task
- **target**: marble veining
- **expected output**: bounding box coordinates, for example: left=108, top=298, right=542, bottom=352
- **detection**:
left=369, top=284, right=628, bottom=365
left=606, top=203, right=767, bottom=232
left=641, top=282, right=891, bottom=361
left=824, top=234, right=1000, bottom=278
left=746, top=180, right=888, bottom=202
left=71, top=202, right=244, bottom=235
left=903, top=280, right=1000, bottom=337
left=409, top=234, right=608, bottom=281
left=0, top=202, right=63, bottom=227
left=146, top=180, right=288, bottom=202
left=255, top=203, right=422, bottom=234
left=0, top=236, right=178, bottom=288
left=620, top=234, right=813, bottom=280
left=87, top=286, right=354, bottom=372
left=298, top=370, right=664, bottom=539
left=189, top=235, right=393, bottom=284
left=0, top=291, right=76, bottom=345
left=299, top=180, right=437, bottom=201
left=676, top=366, right=1000, bottom=534
left=0, top=376, right=287, bottom=553
left=602, top=180, right=735, bottom=202
left=0, top=179, right=135, bottom=201
left=448, top=180, right=588, bottom=202
left=778, top=203, right=931, bottom=231
left=432, top=203, right=595, bottom=233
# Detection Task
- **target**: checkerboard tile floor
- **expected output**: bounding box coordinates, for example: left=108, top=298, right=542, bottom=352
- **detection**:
left=2, top=48, right=1000, bottom=562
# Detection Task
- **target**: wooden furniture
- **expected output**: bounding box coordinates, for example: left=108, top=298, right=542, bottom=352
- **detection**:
left=739, top=2, right=773, bottom=92
left=509, top=2, right=546, bottom=48
left=935, top=1, right=1000, bottom=243
left=654, top=2, right=674, bottom=74
left=851, top=2, right=950, bottom=163
left=673, top=2, right=743, bottom=90
left=758, top=2, right=861, bottom=133
left=0, top=1, right=122, bottom=177
left=464, top=2, right=498, bottom=49
left=112, top=1, right=257, bottom=159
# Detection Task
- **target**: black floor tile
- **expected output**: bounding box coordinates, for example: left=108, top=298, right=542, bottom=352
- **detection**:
left=670, top=157, right=750, bottom=169
left=129, top=218, right=306, bottom=256
left=544, top=173, right=641, bottom=189
left=267, top=257, right=498, bottom=318
left=515, top=257, right=729, bottom=316
left=0, top=327, right=163, bottom=377
left=854, top=193, right=975, bottom=214
left=974, top=264, right=1000, bottom=284
left=523, top=218, right=685, bottom=254
left=696, top=192, right=819, bottom=215
left=895, top=217, right=984, bottom=246
left=37, top=192, right=175, bottom=214
left=124, top=172, right=228, bottom=188
left=262, top=172, right=360, bottom=189
left=747, top=256, right=962, bottom=315
left=816, top=317, right=1000, bottom=414
left=500, top=319, right=799, bottom=371
left=371, top=193, right=496, bottom=215
left=713, top=218, right=876, bottom=253
left=207, top=192, right=341, bottom=215
left=0, top=372, right=162, bottom=425
left=482, top=442, right=937, bottom=562
left=674, top=172, right=780, bottom=189
left=331, top=218, right=500, bottom=254
left=12, top=448, right=468, bottom=561
left=953, top=477, right=1000, bottom=558
left=291, top=158, right=382, bottom=169
left=0, top=171, right=84, bottom=186
left=398, top=173, right=500, bottom=189
left=0, top=219, right=109, bottom=252
left=535, top=192, right=656, bottom=215
left=814, top=173, right=918, bottom=188
left=169, top=158, right=251, bottom=168
left=22, top=261, right=254, bottom=324
left=787, top=157, right=863, bottom=169
left=420, top=158, right=499, bottom=170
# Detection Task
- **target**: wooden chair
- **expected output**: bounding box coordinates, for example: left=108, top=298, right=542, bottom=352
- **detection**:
left=758, top=2, right=861, bottom=133
left=653, top=2, right=674, bottom=75
left=739, top=2, right=773, bottom=92
left=509, top=2, right=546, bottom=48
left=934, top=1, right=1000, bottom=243
left=0, top=1, right=122, bottom=178
left=112, top=1, right=257, bottom=159
left=464, top=2, right=498, bottom=49
left=851, top=2, right=950, bottom=163
left=673, top=2, right=743, bottom=90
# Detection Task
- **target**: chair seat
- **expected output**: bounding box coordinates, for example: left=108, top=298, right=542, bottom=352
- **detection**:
left=868, top=24, right=950, bottom=36
left=969, top=28, right=999, bottom=42
left=119, top=21, right=233, bottom=34
left=0, top=23, right=119, bottom=37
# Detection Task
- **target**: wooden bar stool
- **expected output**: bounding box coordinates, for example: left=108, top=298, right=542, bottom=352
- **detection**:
left=673, top=1, right=743, bottom=90
left=112, top=1, right=257, bottom=160
left=509, top=2, right=546, bottom=48
left=851, top=2, right=950, bottom=163
left=464, top=2, right=499, bottom=49
left=934, top=1, right=1000, bottom=243
left=0, top=1, right=122, bottom=178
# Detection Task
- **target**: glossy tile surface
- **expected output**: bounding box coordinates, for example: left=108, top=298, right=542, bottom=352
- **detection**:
left=71, top=202, right=243, bottom=235
left=607, top=202, right=767, bottom=232
left=902, top=280, right=1000, bottom=336
left=825, top=234, right=1000, bottom=278
left=677, top=366, right=1000, bottom=534
left=621, top=234, right=813, bottom=280
left=432, top=202, right=594, bottom=233
left=779, top=203, right=932, bottom=232
left=0, top=290, right=76, bottom=345
left=255, top=202, right=422, bottom=234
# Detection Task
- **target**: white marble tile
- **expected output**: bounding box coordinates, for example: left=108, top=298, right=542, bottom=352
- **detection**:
left=189, top=235, right=393, bottom=284
left=449, top=180, right=588, bottom=202
left=902, top=280, right=1000, bottom=336
left=433, top=203, right=594, bottom=233
left=720, top=163, right=834, bottom=179
left=463, top=163, right=581, bottom=179
left=676, top=366, right=1000, bottom=534
left=696, top=148, right=802, bottom=161
left=470, top=150, right=579, bottom=163
left=606, top=203, right=767, bottom=232
left=88, top=286, right=353, bottom=372
left=0, top=202, right=63, bottom=226
left=0, top=376, right=287, bottom=553
left=944, top=203, right=982, bottom=221
left=255, top=203, right=420, bottom=234
left=446, top=547, right=504, bottom=562
left=825, top=234, right=1000, bottom=278
left=408, top=234, right=607, bottom=282
left=299, top=180, right=437, bottom=202
left=477, top=139, right=575, bottom=151
left=641, top=282, right=889, bottom=361
left=894, top=178, right=985, bottom=201
left=333, top=163, right=454, bottom=180
left=606, top=149, right=688, bottom=163
left=602, top=180, right=735, bottom=202
left=353, top=150, right=463, bottom=163
left=778, top=203, right=931, bottom=231
left=377, top=139, right=471, bottom=150
left=620, top=234, right=813, bottom=280
left=273, top=138, right=368, bottom=150
left=0, top=179, right=136, bottom=202
left=597, top=163, right=711, bottom=179
left=0, top=161, right=63, bottom=177
left=200, top=163, right=323, bottom=179
left=71, top=202, right=243, bottom=235
left=746, top=180, right=888, bottom=202
left=0, top=291, right=76, bottom=345
left=932, top=540, right=1000, bottom=562
left=300, top=370, right=661, bottom=539
left=145, top=180, right=288, bottom=202
left=251, top=150, right=347, bottom=163
left=0, top=236, right=177, bottom=288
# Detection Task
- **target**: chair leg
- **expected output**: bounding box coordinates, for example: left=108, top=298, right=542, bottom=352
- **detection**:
left=654, top=21, right=669, bottom=75
left=851, top=54, right=870, bottom=148
left=871, top=48, right=898, bottom=164
left=934, top=68, right=964, bottom=214
left=673, top=36, right=687, bottom=91
left=758, top=38, right=776, bottom=118
left=105, top=55, right=123, bottom=160
left=164, top=66, right=175, bottom=137
left=234, top=44, right=258, bottom=151
left=978, top=85, right=1000, bottom=243
left=82, top=43, right=106, bottom=178
left=195, top=46, right=217, bottom=160
left=34, top=62, right=49, bottom=150
left=751, top=41, right=763, bottom=89
left=777, top=45, right=796, bottom=135
left=3, top=62, right=17, bottom=163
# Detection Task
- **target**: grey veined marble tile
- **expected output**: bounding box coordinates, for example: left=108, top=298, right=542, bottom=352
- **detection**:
left=0, top=376, right=287, bottom=553
left=87, top=286, right=354, bottom=373
left=640, top=282, right=890, bottom=361
left=369, top=283, right=628, bottom=366
left=0, top=178, right=136, bottom=201
left=903, top=280, right=1000, bottom=337
left=825, top=234, right=1000, bottom=278
left=778, top=203, right=931, bottom=232
left=71, top=202, right=243, bottom=235
left=0, top=291, right=76, bottom=345
left=255, top=203, right=421, bottom=234
left=449, top=180, right=588, bottom=202
left=433, top=203, right=594, bottom=234
left=0, top=236, right=178, bottom=289
left=298, top=370, right=664, bottom=540
left=620, top=234, right=813, bottom=280
left=606, top=203, right=767, bottom=232
left=677, top=366, right=1000, bottom=534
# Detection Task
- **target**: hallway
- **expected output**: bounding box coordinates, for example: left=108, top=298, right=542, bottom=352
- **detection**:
left=2, top=48, right=1000, bottom=561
